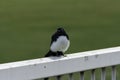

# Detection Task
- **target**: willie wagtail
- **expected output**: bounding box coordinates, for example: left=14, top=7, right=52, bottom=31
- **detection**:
left=45, top=27, right=70, bottom=57
left=44, top=27, right=70, bottom=80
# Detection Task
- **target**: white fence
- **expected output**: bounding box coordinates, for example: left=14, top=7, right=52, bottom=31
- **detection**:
left=0, top=47, right=120, bottom=80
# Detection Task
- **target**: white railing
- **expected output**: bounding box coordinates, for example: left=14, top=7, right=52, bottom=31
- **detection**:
left=0, top=47, right=120, bottom=80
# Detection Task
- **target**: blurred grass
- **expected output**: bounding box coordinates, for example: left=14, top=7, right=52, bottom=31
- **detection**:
left=0, top=0, right=120, bottom=79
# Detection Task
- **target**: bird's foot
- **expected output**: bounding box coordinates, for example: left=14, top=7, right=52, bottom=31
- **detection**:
left=63, top=54, right=67, bottom=57
left=57, top=51, right=66, bottom=57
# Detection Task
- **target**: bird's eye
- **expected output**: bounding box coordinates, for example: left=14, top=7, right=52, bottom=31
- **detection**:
left=57, top=28, right=64, bottom=33
left=57, top=30, right=61, bottom=33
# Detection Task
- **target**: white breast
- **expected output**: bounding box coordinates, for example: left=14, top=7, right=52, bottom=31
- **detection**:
left=50, top=36, right=70, bottom=52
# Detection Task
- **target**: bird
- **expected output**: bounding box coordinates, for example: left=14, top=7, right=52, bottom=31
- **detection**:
left=45, top=27, right=70, bottom=57
left=44, top=27, right=70, bottom=80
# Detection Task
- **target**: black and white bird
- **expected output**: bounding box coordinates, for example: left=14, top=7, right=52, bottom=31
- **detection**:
left=45, top=27, right=70, bottom=57
left=44, top=28, right=70, bottom=80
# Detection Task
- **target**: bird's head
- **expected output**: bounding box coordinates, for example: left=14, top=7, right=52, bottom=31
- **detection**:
left=57, top=27, right=65, bottom=33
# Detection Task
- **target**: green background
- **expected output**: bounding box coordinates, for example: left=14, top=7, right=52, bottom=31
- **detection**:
left=0, top=0, right=120, bottom=79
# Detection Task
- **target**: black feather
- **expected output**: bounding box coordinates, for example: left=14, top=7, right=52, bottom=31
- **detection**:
left=50, top=28, right=69, bottom=45
left=45, top=50, right=57, bottom=57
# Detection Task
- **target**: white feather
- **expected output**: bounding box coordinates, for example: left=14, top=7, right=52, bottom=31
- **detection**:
left=50, top=36, right=70, bottom=52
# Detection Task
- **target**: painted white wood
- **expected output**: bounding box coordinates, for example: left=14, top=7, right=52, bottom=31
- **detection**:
left=56, top=76, right=62, bottom=80
left=80, top=72, right=84, bottom=80
left=0, top=46, right=120, bottom=80
left=101, top=67, right=106, bottom=80
left=91, top=69, right=95, bottom=80
left=69, top=73, right=73, bottom=80
left=112, top=66, right=116, bottom=80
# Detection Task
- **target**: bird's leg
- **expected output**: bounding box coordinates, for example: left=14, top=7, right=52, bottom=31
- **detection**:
left=52, top=52, right=58, bottom=56
left=63, top=54, right=67, bottom=57
left=57, top=51, right=65, bottom=56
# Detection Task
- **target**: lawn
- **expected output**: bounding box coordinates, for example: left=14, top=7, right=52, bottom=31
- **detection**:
left=0, top=0, right=120, bottom=79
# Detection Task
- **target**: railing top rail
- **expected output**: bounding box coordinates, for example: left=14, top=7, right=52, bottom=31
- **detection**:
left=0, top=46, right=120, bottom=80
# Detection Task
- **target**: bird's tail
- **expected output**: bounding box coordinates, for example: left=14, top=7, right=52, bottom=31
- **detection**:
left=45, top=50, right=51, bottom=57
left=45, top=50, right=56, bottom=57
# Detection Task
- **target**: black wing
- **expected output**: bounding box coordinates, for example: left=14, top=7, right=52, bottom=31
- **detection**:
left=50, top=28, right=69, bottom=45
left=50, top=31, right=58, bottom=45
